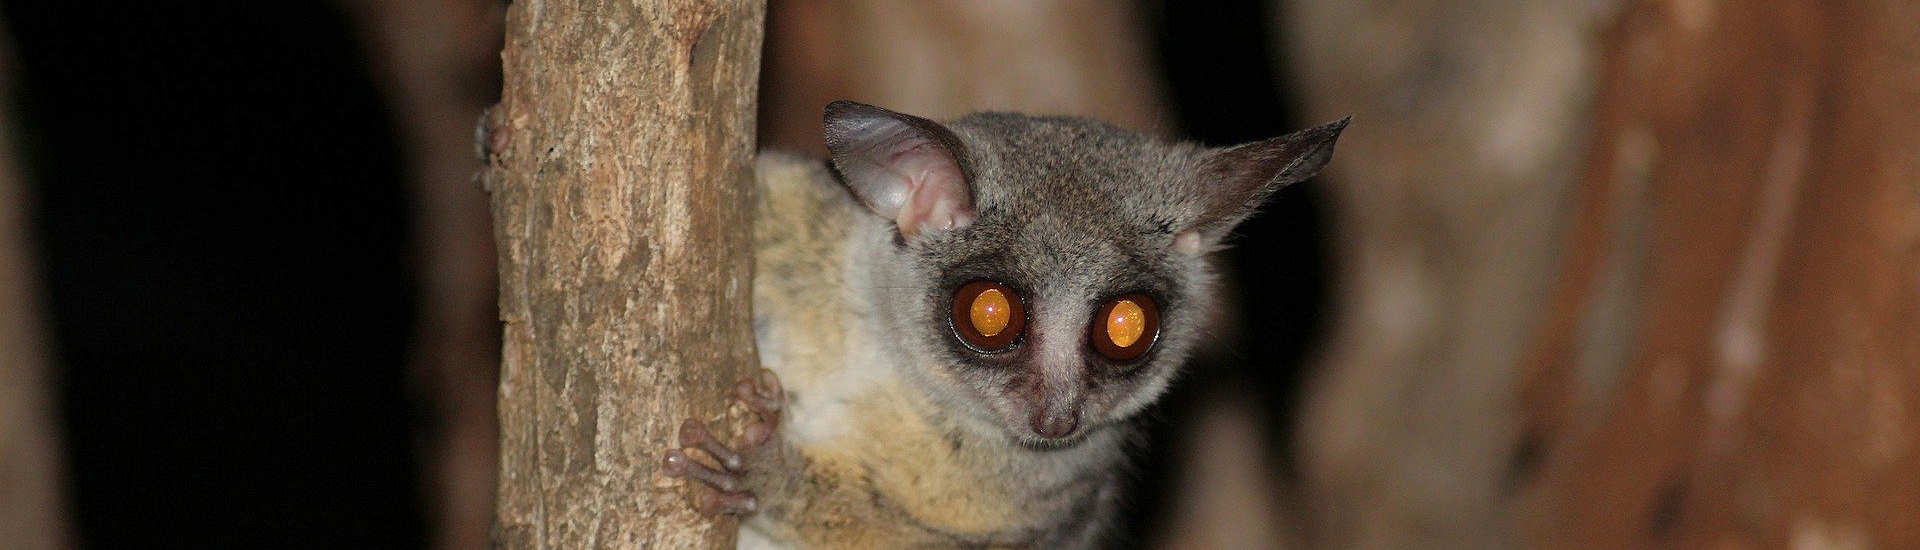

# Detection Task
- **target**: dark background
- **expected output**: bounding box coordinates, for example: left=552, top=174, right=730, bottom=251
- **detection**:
left=1, top=1, right=1320, bottom=547
left=3, top=3, right=422, bottom=547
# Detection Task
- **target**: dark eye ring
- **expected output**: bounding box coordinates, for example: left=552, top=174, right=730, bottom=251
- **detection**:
left=950, top=280, right=1025, bottom=352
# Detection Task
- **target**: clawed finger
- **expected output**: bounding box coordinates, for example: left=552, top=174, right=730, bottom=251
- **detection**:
left=663, top=448, right=745, bottom=493
left=678, top=419, right=744, bottom=471
left=694, top=489, right=758, bottom=516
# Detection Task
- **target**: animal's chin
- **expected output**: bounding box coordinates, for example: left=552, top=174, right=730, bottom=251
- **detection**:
left=1010, top=426, right=1095, bottom=451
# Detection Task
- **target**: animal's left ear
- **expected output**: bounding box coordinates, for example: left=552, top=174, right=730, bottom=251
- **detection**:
left=1179, top=117, right=1349, bottom=253
left=823, top=100, right=975, bottom=239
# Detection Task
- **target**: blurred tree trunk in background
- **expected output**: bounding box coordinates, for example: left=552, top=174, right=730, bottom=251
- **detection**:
left=1278, top=1, right=1598, bottom=547
left=758, top=0, right=1170, bottom=153
left=1281, top=0, right=1920, bottom=548
left=0, top=31, right=70, bottom=550
left=342, top=1, right=504, bottom=549
left=1519, top=0, right=1920, bottom=546
left=487, top=1, right=765, bottom=548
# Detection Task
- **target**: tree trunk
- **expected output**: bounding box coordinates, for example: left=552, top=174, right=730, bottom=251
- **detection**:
left=1518, top=0, right=1920, bottom=546
left=1280, top=0, right=1920, bottom=547
left=1278, top=1, right=1597, bottom=547
left=486, top=1, right=765, bottom=548
left=757, top=0, right=1171, bottom=154
left=0, top=28, right=70, bottom=550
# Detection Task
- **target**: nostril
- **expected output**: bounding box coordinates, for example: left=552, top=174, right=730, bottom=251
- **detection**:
left=1029, top=411, right=1079, bottom=439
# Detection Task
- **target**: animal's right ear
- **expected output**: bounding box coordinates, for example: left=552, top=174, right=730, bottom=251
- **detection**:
left=1173, top=117, right=1347, bottom=255
left=823, top=100, right=975, bottom=239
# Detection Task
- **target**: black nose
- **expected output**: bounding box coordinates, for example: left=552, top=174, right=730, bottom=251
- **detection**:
left=1029, top=411, right=1079, bottom=439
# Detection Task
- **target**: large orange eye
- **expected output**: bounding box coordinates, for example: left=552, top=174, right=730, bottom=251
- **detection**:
left=951, top=280, right=1025, bottom=352
left=1090, top=293, right=1159, bottom=362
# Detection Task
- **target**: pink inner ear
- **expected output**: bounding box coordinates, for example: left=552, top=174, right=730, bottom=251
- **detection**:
left=890, top=142, right=973, bottom=237
left=1173, top=231, right=1204, bottom=256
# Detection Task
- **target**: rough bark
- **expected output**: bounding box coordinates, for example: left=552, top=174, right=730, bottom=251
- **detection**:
left=340, top=2, right=505, bottom=549
left=487, top=1, right=765, bottom=548
left=1277, top=1, right=1599, bottom=547
left=0, top=27, right=70, bottom=550
left=1518, top=0, right=1920, bottom=546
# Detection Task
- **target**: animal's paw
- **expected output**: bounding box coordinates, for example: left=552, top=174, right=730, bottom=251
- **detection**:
left=663, top=368, right=784, bottom=516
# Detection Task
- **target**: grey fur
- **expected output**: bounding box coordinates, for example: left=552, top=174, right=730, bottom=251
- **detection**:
left=835, top=103, right=1345, bottom=450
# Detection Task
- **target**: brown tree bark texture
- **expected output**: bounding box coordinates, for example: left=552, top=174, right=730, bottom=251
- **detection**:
left=1519, top=0, right=1920, bottom=547
left=0, top=30, right=70, bottom=550
left=341, top=1, right=505, bottom=549
left=488, top=1, right=765, bottom=548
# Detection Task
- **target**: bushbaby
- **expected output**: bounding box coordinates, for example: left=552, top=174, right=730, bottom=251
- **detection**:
left=665, top=101, right=1346, bottom=549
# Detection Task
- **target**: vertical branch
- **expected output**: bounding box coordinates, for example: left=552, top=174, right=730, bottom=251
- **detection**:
left=1520, top=0, right=1920, bottom=546
left=488, top=1, right=766, bottom=548
left=0, top=24, right=70, bottom=550
left=1277, top=1, right=1598, bottom=547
